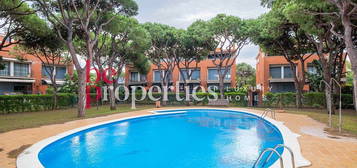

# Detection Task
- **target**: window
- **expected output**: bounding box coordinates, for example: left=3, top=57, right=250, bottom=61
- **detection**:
left=55, top=67, right=66, bottom=79
left=42, top=65, right=54, bottom=78
left=180, top=69, right=200, bottom=81
left=208, top=69, right=218, bottom=80
left=130, top=72, right=139, bottom=82
left=0, top=62, right=10, bottom=76
left=191, top=69, right=200, bottom=80
left=154, top=70, right=161, bottom=82
left=140, top=74, right=146, bottom=81
left=270, top=66, right=281, bottom=79
left=208, top=68, right=230, bottom=80
left=224, top=68, right=231, bottom=80
left=307, top=65, right=317, bottom=74
left=283, top=66, right=293, bottom=78
left=154, top=70, right=172, bottom=82
left=208, top=53, right=230, bottom=59
left=270, top=65, right=295, bottom=79
left=270, top=82, right=295, bottom=93
left=180, top=69, right=188, bottom=81
left=14, top=63, right=29, bottom=77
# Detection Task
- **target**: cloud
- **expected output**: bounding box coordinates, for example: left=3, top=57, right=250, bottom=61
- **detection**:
left=238, top=45, right=259, bottom=68
left=135, top=0, right=267, bottom=66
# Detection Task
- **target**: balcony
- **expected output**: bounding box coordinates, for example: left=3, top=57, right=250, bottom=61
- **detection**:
left=129, top=71, right=147, bottom=85
left=129, top=79, right=147, bottom=85
left=179, top=79, right=201, bottom=84
left=152, top=79, right=173, bottom=84
left=207, top=79, right=231, bottom=84
left=0, top=60, right=33, bottom=83
left=0, top=76, right=35, bottom=83
left=269, top=78, right=295, bottom=83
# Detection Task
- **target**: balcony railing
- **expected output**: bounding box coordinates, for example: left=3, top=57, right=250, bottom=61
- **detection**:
left=129, top=79, right=147, bottom=84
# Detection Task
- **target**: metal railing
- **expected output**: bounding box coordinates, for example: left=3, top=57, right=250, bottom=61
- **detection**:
left=261, top=108, right=276, bottom=119
left=253, top=148, right=284, bottom=168
left=253, top=144, right=295, bottom=168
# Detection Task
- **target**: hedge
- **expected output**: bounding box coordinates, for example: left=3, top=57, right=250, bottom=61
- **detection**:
left=0, top=93, right=76, bottom=114
left=263, top=92, right=353, bottom=109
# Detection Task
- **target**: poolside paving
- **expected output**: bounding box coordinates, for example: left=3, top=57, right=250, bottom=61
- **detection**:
left=0, top=107, right=357, bottom=168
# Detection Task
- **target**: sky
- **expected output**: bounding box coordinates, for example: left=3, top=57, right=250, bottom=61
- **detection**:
left=135, top=0, right=269, bottom=67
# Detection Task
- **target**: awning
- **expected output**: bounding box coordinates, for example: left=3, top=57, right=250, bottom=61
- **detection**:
left=42, top=79, right=65, bottom=85
left=207, top=80, right=231, bottom=84
left=0, top=78, right=35, bottom=83
left=269, top=78, right=295, bottom=83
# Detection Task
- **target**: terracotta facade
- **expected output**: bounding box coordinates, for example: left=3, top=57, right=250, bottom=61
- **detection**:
left=0, top=39, right=73, bottom=95
left=125, top=57, right=237, bottom=92
left=256, top=50, right=320, bottom=95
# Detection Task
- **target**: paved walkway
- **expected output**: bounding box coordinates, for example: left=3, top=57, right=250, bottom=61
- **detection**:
left=0, top=107, right=356, bottom=168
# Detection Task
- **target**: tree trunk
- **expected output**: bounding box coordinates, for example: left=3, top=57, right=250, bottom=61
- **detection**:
left=296, top=85, right=303, bottom=109
left=77, top=70, right=86, bottom=117
left=325, top=85, right=332, bottom=113
left=341, top=12, right=357, bottom=112
left=109, top=83, right=116, bottom=110
left=353, top=70, right=357, bottom=113
left=108, top=67, right=116, bottom=110
left=53, top=86, right=58, bottom=110
left=321, top=59, right=335, bottom=115
left=161, top=81, right=167, bottom=106
left=219, top=76, right=225, bottom=99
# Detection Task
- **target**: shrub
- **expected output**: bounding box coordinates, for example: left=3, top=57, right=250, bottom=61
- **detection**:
left=340, top=94, right=354, bottom=109
left=0, top=93, right=76, bottom=114
left=262, top=92, right=353, bottom=109
left=263, top=92, right=296, bottom=108
left=303, top=92, right=325, bottom=107
left=225, top=92, right=247, bottom=106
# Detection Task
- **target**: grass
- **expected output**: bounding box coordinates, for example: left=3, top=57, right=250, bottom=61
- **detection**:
left=0, top=104, right=155, bottom=133
left=253, top=107, right=357, bottom=136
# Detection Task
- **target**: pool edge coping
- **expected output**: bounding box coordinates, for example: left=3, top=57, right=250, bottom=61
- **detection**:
left=16, top=108, right=311, bottom=168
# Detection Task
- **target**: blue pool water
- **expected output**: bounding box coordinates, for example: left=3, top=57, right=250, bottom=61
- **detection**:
left=39, top=109, right=284, bottom=168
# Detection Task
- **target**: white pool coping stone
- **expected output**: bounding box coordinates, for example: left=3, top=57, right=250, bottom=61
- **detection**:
left=17, top=108, right=311, bottom=168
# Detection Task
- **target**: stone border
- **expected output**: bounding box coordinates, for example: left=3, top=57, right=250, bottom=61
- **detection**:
left=17, top=108, right=311, bottom=168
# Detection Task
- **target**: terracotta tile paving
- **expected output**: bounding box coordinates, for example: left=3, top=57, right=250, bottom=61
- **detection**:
left=0, top=107, right=356, bottom=168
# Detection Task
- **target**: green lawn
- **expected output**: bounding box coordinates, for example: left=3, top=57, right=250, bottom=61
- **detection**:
left=0, top=104, right=155, bottom=133
left=252, top=107, right=357, bottom=136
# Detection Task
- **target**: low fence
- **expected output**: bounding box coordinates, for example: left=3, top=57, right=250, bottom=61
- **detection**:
left=263, top=92, right=354, bottom=109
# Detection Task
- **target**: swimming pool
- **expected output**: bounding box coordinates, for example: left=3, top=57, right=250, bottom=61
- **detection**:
left=17, top=109, right=311, bottom=168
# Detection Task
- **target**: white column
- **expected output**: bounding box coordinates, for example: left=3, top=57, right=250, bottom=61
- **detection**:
left=281, top=66, right=284, bottom=79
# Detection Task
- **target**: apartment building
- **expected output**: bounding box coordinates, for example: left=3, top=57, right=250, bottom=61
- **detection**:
left=256, top=50, right=320, bottom=95
left=125, top=52, right=237, bottom=92
left=0, top=37, right=73, bottom=95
